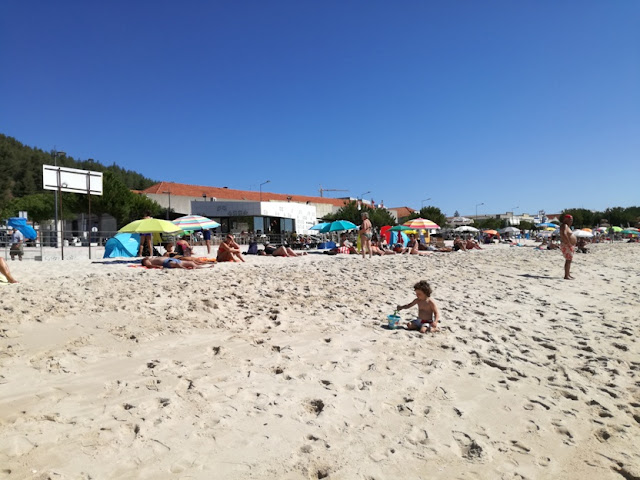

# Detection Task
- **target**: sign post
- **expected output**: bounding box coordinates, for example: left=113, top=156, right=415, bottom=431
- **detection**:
left=43, top=165, right=103, bottom=260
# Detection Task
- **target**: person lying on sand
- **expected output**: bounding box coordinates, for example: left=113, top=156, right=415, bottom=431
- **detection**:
left=0, top=258, right=18, bottom=283
left=259, top=242, right=307, bottom=257
left=141, top=257, right=203, bottom=269
left=162, top=243, right=214, bottom=264
left=217, top=234, right=245, bottom=262
left=397, top=280, right=440, bottom=333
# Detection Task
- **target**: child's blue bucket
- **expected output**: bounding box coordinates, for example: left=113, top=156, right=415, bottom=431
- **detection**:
left=387, top=314, right=401, bottom=329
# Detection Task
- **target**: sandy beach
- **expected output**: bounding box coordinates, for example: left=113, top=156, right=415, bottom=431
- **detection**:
left=1, top=242, right=638, bottom=479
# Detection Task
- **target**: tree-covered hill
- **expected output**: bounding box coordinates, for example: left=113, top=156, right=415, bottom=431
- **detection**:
left=0, top=134, right=162, bottom=226
left=0, top=133, right=156, bottom=207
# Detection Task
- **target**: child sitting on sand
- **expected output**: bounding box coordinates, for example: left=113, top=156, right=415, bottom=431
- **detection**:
left=397, top=280, right=440, bottom=333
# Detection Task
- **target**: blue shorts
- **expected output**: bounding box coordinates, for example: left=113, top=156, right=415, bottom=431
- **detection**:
left=411, top=319, right=433, bottom=329
left=163, top=258, right=182, bottom=268
left=203, top=229, right=212, bottom=240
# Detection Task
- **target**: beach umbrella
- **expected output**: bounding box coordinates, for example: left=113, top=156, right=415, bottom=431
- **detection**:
left=536, top=222, right=557, bottom=228
left=325, top=220, right=358, bottom=232
left=573, top=230, right=593, bottom=238
left=621, top=229, right=638, bottom=235
left=611, top=226, right=623, bottom=232
left=545, top=227, right=557, bottom=231
left=119, top=218, right=182, bottom=234
left=483, top=229, right=499, bottom=235
left=499, top=226, right=521, bottom=234
left=581, top=228, right=592, bottom=232
left=172, top=215, right=220, bottom=231
left=454, top=226, right=479, bottom=233
left=403, top=217, right=440, bottom=229
left=450, top=216, right=474, bottom=225
left=389, top=225, right=413, bottom=232
left=310, top=222, right=331, bottom=231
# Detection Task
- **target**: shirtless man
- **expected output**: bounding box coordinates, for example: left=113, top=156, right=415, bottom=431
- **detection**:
left=359, top=212, right=373, bottom=259
left=141, top=257, right=202, bottom=269
left=217, top=234, right=246, bottom=262
left=560, top=214, right=577, bottom=279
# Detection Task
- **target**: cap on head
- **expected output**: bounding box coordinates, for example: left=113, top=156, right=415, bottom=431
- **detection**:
left=563, top=214, right=573, bottom=222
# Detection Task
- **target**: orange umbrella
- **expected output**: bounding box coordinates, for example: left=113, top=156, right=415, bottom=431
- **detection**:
left=483, top=229, right=499, bottom=235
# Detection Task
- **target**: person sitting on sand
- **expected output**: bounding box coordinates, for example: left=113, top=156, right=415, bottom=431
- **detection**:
left=260, top=242, right=307, bottom=257
left=371, top=235, right=395, bottom=255
left=465, top=239, right=482, bottom=250
left=0, top=258, right=18, bottom=283
left=217, top=234, right=245, bottom=262
left=396, top=280, right=440, bottom=333
left=141, top=257, right=202, bottom=269
left=175, top=236, right=194, bottom=256
left=401, top=234, right=417, bottom=254
left=453, top=236, right=467, bottom=251
left=576, top=237, right=589, bottom=254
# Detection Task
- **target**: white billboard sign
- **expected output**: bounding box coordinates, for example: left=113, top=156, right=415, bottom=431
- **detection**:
left=43, top=164, right=103, bottom=195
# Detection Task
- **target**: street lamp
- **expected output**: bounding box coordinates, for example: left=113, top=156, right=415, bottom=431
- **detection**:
left=421, top=197, right=432, bottom=208
left=52, top=150, right=66, bottom=247
left=475, top=202, right=484, bottom=219
left=260, top=180, right=270, bottom=202
left=163, top=191, right=172, bottom=219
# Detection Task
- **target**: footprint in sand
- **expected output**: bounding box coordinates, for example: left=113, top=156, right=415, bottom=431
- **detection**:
left=451, top=431, right=484, bottom=461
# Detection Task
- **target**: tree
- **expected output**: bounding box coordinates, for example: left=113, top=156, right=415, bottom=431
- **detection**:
left=323, top=201, right=396, bottom=229
left=453, top=210, right=460, bottom=217
left=0, top=193, right=55, bottom=224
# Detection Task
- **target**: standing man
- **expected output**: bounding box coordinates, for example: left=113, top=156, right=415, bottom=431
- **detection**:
left=10, top=228, right=24, bottom=261
left=560, top=214, right=577, bottom=280
left=203, top=228, right=212, bottom=254
left=359, top=212, right=373, bottom=259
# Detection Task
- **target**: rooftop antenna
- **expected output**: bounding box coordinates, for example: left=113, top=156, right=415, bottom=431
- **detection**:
left=319, top=185, right=349, bottom=197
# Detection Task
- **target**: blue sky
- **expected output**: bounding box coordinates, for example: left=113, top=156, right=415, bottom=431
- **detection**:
left=2, top=1, right=638, bottom=217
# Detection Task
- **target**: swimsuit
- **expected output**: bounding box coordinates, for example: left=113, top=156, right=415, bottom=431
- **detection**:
left=560, top=243, right=574, bottom=261
left=411, top=318, right=433, bottom=329
left=163, top=258, right=182, bottom=268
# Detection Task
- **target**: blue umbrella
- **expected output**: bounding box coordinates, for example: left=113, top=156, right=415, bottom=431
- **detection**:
left=313, top=220, right=358, bottom=233
left=325, top=220, right=358, bottom=232
left=8, top=217, right=37, bottom=240
left=310, top=222, right=331, bottom=231
left=536, top=222, right=558, bottom=228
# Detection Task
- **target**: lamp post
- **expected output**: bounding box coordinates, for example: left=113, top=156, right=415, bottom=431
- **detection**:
left=260, top=180, right=271, bottom=202
left=421, top=197, right=432, bottom=209
left=475, top=202, right=484, bottom=219
left=163, top=191, right=172, bottom=219
left=52, top=150, right=66, bottom=247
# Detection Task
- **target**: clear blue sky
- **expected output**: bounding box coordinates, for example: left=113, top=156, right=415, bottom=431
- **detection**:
left=2, top=1, right=638, bottom=217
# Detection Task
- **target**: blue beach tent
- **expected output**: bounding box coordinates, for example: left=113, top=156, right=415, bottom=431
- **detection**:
left=103, top=233, right=140, bottom=258
left=7, top=217, right=37, bottom=240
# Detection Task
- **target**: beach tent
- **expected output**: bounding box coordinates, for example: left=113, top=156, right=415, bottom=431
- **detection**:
left=7, top=217, right=37, bottom=240
left=103, top=233, right=140, bottom=258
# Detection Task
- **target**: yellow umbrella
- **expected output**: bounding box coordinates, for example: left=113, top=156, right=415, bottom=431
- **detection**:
left=119, top=218, right=183, bottom=234
left=403, top=217, right=440, bottom=229
left=545, top=227, right=557, bottom=231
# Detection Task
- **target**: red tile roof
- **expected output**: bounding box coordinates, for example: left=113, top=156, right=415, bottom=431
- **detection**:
left=389, top=206, right=416, bottom=218
left=141, top=182, right=348, bottom=207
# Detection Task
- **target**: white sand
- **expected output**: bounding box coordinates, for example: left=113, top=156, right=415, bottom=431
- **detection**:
left=1, top=243, right=639, bottom=479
